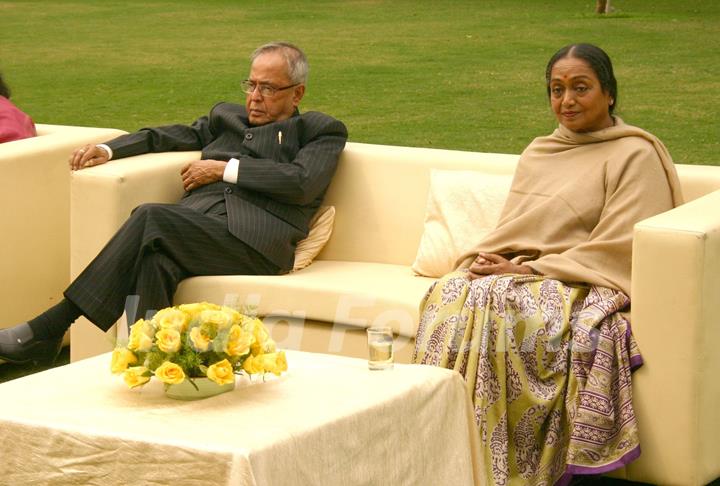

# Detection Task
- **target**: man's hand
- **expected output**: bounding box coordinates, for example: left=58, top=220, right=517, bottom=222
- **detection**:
left=69, top=145, right=110, bottom=171
left=181, top=159, right=227, bottom=191
left=468, top=252, right=535, bottom=280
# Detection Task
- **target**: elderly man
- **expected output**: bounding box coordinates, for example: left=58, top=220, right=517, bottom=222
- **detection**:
left=0, top=42, right=347, bottom=366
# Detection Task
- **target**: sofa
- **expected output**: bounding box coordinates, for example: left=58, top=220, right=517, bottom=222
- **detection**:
left=68, top=141, right=720, bottom=485
left=0, top=124, right=126, bottom=338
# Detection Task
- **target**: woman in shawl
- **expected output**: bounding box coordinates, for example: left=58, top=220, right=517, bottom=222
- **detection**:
left=412, top=44, right=683, bottom=485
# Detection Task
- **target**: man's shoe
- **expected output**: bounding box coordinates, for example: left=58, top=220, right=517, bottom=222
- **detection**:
left=0, top=323, right=63, bottom=367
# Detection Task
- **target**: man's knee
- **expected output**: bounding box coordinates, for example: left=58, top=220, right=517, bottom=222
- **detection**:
left=129, top=203, right=187, bottom=228
left=131, top=202, right=170, bottom=218
left=123, top=204, right=184, bottom=242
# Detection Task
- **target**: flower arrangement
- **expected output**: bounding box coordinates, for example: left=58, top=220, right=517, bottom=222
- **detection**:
left=110, top=302, right=287, bottom=390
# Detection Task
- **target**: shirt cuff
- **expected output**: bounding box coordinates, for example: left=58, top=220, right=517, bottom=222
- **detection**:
left=223, top=157, right=239, bottom=184
left=96, top=144, right=113, bottom=161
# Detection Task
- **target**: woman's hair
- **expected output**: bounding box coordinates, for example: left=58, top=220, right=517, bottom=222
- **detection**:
left=545, top=43, right=618, bottom=114
left=0, top=72, right=10, bottom=99
left=251, top=41, right=309, bottom=85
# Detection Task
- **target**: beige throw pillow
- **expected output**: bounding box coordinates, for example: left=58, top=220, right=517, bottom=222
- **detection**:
left=412, top=170, right=513, bottom=277
left=293, top=205, right=336, bottom=271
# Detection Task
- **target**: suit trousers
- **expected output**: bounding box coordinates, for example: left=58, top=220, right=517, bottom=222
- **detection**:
left=64, top=203, right=280, bottom=331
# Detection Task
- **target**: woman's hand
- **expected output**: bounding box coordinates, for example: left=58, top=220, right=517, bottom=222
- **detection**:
left=468, top=252, right=535, bottom=280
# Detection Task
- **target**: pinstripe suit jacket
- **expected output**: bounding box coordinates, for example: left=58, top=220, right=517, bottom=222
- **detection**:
left=106, top=103, right=348, bottom=271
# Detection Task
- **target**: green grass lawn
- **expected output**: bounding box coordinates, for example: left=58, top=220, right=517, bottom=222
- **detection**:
left=1, top=0, right=718, bottom=165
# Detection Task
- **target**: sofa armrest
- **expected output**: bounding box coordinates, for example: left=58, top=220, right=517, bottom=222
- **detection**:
left=69, top=151, right=199, bottom=362
left=627, top=189, right=720, bottom=484
left=70, top=151, right=199, bottom=276
left=0, top=125, right=126, bottom=329
left=70, top=152, right=200, bottom=361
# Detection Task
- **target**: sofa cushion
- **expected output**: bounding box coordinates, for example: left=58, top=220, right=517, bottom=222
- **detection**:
left=174, top=260, right=436, bottom=338
left=293, top=205, right=335, bottom=271
left=412, top=170, right=513, bottom=277
left=318, top=142, right=520, bottom=266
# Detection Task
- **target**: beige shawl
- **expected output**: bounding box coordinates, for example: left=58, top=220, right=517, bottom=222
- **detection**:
left=456, top=118, right=683, bottom=296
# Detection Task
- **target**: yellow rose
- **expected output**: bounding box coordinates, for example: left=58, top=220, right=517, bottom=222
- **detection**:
left=225, top=324, right=253, bottom=357
left=245, top=318, right=269, bottom=355
left=155, top=328, right=182, bottom=353
left=262, top=338, right=277, bottom=354
left=123, top=366, right=151, bottom=388
left=257, top=351, right=288, bottom=376
left=110, top=348, right=138, bottom=374
left=220, top=306, right=242, bottom=325
left=128, top=319, right=154, bottom=352
left=153, top=307, right=189, bottom=332
left=242, top=354, right=264, bottom=375
left=251, top=319, right=269, bottom=356
left=154, top=361, right=186, bottom=385
left=189, top=326, right=211, bottom=352
left=199, top=309, right=234, bottom=331
left=178, top=302, right=221, bottom=321
left=207, top=359, right=235, bottom=385
left=275, top=350, right=288, bottom=374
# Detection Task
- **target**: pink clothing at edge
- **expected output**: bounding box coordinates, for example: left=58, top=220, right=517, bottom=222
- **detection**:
left=0, top=95, right=36, bottom=143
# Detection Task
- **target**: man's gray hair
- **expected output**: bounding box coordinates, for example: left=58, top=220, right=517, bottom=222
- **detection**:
left=251, top=42, right=309, bottom=85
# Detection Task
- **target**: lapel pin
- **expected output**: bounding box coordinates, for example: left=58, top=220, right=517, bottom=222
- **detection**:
left=278, top=131, right=283, bottom=145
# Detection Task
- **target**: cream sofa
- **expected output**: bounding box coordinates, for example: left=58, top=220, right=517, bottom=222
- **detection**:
left=68, top=142, right=720, bottom=485
left=0, top=124, right=126, bottom=337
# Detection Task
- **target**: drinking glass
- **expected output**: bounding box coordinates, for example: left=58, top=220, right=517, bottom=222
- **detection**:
left=367, top=326, right=394, bottom=370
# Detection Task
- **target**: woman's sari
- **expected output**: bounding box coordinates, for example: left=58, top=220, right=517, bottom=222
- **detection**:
left=413, top=271, right=643, bottom=485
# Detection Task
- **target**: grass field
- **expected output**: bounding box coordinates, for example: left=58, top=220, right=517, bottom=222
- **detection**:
left=1, top=0, right=718, bottom=165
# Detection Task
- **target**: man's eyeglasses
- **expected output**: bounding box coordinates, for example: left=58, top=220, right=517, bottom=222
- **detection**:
left=241, top=80, right=299, bottom=98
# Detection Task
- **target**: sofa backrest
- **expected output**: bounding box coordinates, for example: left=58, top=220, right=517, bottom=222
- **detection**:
left=318, top=142, right=720, bottom=267
left=318, top=142, right=519, bottom=265
left=675, top=164, right=720, bottom=202
left=35, top=124, right=61, bottom=137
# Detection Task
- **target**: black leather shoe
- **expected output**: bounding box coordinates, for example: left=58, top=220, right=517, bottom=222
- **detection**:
left=0, top=323, right=63, bottom=367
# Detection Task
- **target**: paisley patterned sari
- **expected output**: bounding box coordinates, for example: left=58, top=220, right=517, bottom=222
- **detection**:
left=413, top=271, right=643, bottom=485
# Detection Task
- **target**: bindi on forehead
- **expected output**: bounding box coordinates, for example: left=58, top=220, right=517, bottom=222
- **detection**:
left=552, top=73, right=594, bottom=83
left=551, top=61, right=596, bottom=82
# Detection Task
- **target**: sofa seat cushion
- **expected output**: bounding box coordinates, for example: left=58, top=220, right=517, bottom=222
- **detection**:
left=174, top=261, right=437, bottom=338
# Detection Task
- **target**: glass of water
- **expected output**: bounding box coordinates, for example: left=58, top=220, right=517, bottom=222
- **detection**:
left=367, top=326, right=394, bottom=370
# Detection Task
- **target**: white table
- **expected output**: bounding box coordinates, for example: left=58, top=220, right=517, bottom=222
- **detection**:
left=0, top=350, right=480, bottom=485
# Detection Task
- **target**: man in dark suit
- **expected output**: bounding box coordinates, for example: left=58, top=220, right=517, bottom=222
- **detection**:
left=0, top=42, right=347, bottom=366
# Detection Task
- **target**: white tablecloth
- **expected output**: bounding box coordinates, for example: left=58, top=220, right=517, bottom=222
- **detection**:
left=0, top=350, right=480, bottom=485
